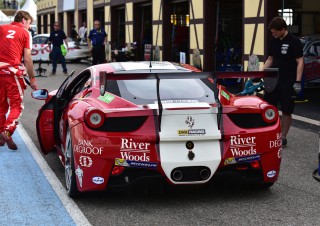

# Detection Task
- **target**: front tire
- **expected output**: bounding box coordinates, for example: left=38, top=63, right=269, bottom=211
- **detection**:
left=65, top=129, right=79, bottom=197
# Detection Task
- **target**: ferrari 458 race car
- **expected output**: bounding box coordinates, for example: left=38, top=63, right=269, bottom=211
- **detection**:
left=32, top=61, right=282, bottom=197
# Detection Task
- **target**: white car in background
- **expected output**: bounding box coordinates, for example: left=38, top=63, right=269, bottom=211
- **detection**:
left=31, top=34, right=91, bottom=63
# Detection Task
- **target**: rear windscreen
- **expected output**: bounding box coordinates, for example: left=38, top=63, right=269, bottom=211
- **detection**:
left=108, top=79, right=215, bottom=105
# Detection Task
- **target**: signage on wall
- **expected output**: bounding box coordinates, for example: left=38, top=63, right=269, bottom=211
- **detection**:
left=63, top=0, right=75, bottom=11
left=144, top=44, right=152, bottom=61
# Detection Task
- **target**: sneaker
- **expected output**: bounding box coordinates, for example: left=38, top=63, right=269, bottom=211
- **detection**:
left=63, top=72, right=68, bottom=76
left=0, top=139, right=4, bottom=146
left=50, top=72, right=56, bottom=76
left=282, top=137, right=287, bottom=148
left=0, top=131, right=17, bottom=150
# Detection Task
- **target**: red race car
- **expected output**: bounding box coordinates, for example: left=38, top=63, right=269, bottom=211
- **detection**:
left=32, top=62, right=281, bottom=197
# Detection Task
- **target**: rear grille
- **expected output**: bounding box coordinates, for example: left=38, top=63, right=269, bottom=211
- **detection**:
left=94, top=116, right=148, bottom=132
left=227, top=113, right=276, bottom=128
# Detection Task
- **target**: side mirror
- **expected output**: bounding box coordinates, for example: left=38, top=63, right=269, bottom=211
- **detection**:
left=31, top=89, right=48, bottom=100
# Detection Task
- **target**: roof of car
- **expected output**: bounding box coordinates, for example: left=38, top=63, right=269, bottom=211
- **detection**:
left=300, top=35, right=320, bottom=42
left=108, top=62, right=194, bottom=73
left=33, top=34, right=50, bottom=38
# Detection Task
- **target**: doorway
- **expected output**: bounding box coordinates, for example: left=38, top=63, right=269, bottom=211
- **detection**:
left=134, top=2, right=152, bottom=60
left=170, top=1, right=190, bottom=64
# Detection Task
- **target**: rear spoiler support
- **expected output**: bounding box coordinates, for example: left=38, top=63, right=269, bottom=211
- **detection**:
left=155, top=74, right=163, bottom=131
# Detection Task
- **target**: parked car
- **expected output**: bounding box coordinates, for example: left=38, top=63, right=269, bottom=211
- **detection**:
left=300, top=35, right=320, bottom=83
left=31, top=34, right=91, bottom=63
left=32, top=61, right=281, bottom=197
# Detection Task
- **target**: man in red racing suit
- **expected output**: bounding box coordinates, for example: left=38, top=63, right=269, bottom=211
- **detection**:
left=0, top=11, right=38, bottom=150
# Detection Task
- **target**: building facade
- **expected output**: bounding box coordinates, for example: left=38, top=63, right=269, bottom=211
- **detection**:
left=36, top=0, right=320, bottom=72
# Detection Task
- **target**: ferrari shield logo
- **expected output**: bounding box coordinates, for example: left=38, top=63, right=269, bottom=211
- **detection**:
left=185, top=116, right=195, bottom=129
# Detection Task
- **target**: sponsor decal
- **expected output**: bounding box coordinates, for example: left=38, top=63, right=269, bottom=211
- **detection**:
left=270, top=133, right=282, bottom=148
left=98, top=93, right=115, bottom=103
left=79, top=156, right=93, bottom=167
left=178, top=129, right=206, bottom=136
left=224, top=157, right=237, bottom=165
left=230, top=135, right=257, bottom=157
left=120, top=138, right=151, bottom=162
left=74, top=139, right=104, bottom=155
left=92, top=177, right=104, bottom=184
left=278, top=149, right=282, bottom=159
left=115, top=158, right=158, bottom=169
left=185, top=116, right=195, bottom=129
left=267, top=170, right=276, bottom=178
left=224, top=154, right=261, bottom=165
left=31, top=44, right=51, bottom=56
left=158, top=100, right=199, bottom=104
left=178, top=116, right=206, bottom=136
left=221, top=90, right=230, bottom=100
left=75, top=166, right=83, bottom=187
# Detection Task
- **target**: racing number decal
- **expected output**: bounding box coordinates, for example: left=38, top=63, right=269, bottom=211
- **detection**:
left=6, top=30, right=16, bottom=39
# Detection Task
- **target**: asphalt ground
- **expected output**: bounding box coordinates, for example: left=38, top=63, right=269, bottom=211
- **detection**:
left=4, top=61, right=320, bottom=225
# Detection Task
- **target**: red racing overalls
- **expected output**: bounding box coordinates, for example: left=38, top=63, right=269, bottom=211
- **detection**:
left=0, top=62, right=27, bottom=135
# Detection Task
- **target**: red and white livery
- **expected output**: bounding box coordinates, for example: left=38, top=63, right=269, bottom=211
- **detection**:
left=33, top=61, right=282, bottom=197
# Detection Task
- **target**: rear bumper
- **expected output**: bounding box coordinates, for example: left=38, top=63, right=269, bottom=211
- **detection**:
left=106, top=165, right=272, bottom=191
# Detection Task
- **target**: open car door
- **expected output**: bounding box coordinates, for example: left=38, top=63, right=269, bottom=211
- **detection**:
left=36, top=96, right=56, bottom=154
left=36, top=70, right=76, bottom=154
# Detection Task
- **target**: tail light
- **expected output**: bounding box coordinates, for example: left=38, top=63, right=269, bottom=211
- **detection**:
left=260, top=103, right=278, bottom=123
left=250, top=160, right=261, bottom=169
left=84, top=108, right=105, bottom=128
left=112, top=166, right=125, bottom=175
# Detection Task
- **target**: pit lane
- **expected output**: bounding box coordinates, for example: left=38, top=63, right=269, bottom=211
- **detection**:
left=19, top=62, right=320, bottom=225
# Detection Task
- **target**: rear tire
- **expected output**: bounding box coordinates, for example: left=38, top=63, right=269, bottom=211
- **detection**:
left=65, top=129, right=79, bottom=197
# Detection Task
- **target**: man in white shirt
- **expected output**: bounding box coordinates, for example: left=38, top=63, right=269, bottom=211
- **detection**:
left=78, top=22, right=87, bottom=42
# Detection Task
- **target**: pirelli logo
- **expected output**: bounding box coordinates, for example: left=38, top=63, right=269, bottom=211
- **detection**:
left=178, top=129, right=206, bottom=136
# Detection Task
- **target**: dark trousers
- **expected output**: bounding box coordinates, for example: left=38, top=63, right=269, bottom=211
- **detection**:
left=52, top=46, right=67, bottom=73
left=92, top=45, right=106, bottom=65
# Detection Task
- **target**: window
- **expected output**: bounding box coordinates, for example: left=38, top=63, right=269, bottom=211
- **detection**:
left=279, top=9, right=293, bottom=25
left=114, top=79, right=215, bottom=105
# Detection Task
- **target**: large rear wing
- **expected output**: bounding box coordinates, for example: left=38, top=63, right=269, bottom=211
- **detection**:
left=99, top=69, right=279, bottom=95
left=99, top=69, right=278, bottom=132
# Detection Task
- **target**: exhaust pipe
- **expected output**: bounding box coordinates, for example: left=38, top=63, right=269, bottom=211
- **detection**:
left=199, top=168, right=211, bottom=180
left=172, top=170, right=183, bottom=181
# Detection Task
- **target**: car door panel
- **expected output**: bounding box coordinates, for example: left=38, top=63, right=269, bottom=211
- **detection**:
left=36, top=97, right=56, bottom=154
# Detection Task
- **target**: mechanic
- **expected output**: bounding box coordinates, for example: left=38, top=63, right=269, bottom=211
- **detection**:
left=263, top=17, right=304, bottom=148
left=0, top=10, right=38, bottom=150
left=48, top=21, right=68, bottom=76
left=78, top=21, right=87, bottom=42
left=87, top=20, right=108, bottom=65
left=70, top=24, right=79, bottom=41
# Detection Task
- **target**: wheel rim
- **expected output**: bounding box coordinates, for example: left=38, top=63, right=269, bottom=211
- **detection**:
left=65, top=132, right=72, bottom=191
